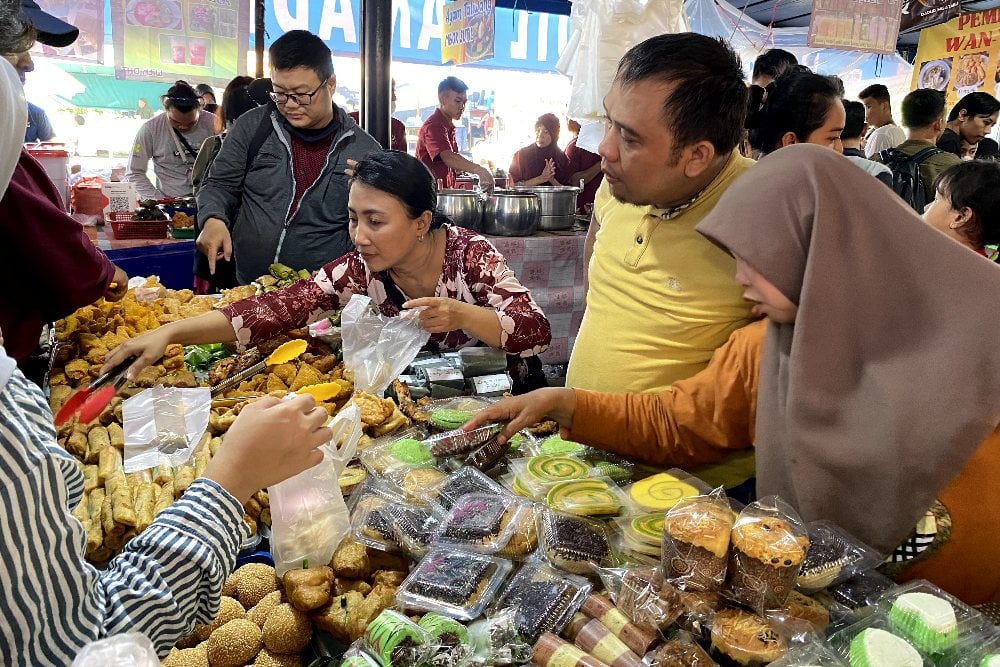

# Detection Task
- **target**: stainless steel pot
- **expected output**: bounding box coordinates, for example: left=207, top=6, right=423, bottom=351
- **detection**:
left=484, top=190, right=539, bottom=236
left=437, top=189, right=484, bottom=232
left=514, top=185, right=580, bottom=219
left=538, top=214, right=576, bottom=231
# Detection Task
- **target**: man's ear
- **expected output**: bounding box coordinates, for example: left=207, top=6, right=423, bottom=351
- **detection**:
left=682, top=140, right=718, bottom=179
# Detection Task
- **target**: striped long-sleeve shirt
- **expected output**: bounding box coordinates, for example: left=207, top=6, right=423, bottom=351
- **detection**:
left=0, top=362, right=249, bottom=663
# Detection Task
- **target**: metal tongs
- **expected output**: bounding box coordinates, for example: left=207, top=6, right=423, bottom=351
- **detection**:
left=54, top=356, right=134, bottom=426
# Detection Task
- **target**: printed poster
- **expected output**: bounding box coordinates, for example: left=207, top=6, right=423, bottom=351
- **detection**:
left=899, top=0, right=962, bottom=34
left=911, top=8, right=1000, bottom=108
left=30, top=0, right=104, bottom=63
left=807, top=0, right=902, bottom=54
left=441, top=0, right=495, bottom=65
left=111, top=0, right=250, bottom=84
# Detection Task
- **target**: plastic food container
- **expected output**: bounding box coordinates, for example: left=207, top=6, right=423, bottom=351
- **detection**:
left=493, top=561, right=592, bottom=643
left=396, top=547, right=512, bottom=620
left=431, top=493, right=537, bottom=558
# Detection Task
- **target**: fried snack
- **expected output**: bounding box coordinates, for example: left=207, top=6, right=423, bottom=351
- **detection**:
left=133, top=482, right=156, bottom=532
left=153, top=462, right=173, bottom=486
left=210, top=409, right=238, bottom=434
left=106, top=422, right=125, bottom=450
left=529, top=420, right=560, bottom=436
left=98, top=446, right=122, bottom=485
left=106, top=470, right=137, bottom=528
left=49, top=385, right=72, bottom=413
left=174, top=466, right=195, bottom=496
left=48, top=371, right=69, bottom=388
left=88, top=487, right=105, bottom=524
left=86, top=426, right=111, bottom=464
left=372, top=407, right=410, bottom=438
left=66, top=430, right=88, bottom=459
left=334, top=578, right=372, bottom=596
left=82, top=464, right=99, bottom=493
left=283, top=566, right=335, bottom=612
left=134, top=366, right=165, bottom=387
left=155, top=481, right=174, bottom=515
left=353, top=392, right=395, bottom=427
left=209, top=437, right=223, bottom=456
left=330, top=539, right=370, bottom=580
left=313, top=591, right=366, bottom=642
left=288, top=363, right=324, bottom=392
left=64, top=358, right=90, bottom=381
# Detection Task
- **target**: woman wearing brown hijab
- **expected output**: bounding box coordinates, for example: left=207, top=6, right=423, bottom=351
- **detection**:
left=508, top=113, right=571, bottom=187
left=469, top=145, right=1000, bottom=603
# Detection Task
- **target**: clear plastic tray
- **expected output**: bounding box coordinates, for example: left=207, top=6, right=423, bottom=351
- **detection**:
left=509, top=455, right=593, bottom=499
left=424, top=423, right=503, bottom=458
left=827, top=613, right=933, bottom=666
left=425, top=397, right=496, bottom=431
left=396, top=547, right=512, bottom=620
left=822, top=570, right=896, bottom=610
left=766, top=640, right=847, bottom=666
left=530, top=434, right=588, bottom=457
left=430, top=466, right=509, bottom=511
left=432, top=492, right=537, bottom=557
left=351, top=493, right=401, bottom=553
left=387, top=504, right=441, bottom=559
left=493, top=560, right=592, bottom=643
left=359, top=431, right=436, bottom=479
left=544, top=475, right=627, bottom=517
left=874, top=580, right=993, bottom=656
left=796, top=520, right=882, bottom=594
left=537, top=509, right=617, bottom=575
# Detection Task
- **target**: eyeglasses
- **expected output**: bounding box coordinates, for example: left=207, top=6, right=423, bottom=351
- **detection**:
left=269, top=81, right=327, bottom=107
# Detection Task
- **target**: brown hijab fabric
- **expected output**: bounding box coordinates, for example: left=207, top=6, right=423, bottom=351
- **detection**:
left=696, top=144, right=1000, bottom=554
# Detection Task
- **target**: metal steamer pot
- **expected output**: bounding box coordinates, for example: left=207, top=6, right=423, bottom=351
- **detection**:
left=436, top=189, right=484, bottom=232
left=484, top=190, right=539, bottom=236
left=514, top=185, right=580, bottom=230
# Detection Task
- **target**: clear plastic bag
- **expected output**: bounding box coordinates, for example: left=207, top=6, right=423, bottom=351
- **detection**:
left=468, top=608, right=533, bottom=666
left=71, top=633, right=159, bottom=666
left=494, top=560, right=592, bottom=643
left=724, top=496, right=809, bottom=613
left=363, top=609, right=433, bottom=667
left=797, top=520, right=882, bottom=594
left=269, top=404, right=363, bottom=576
left=341, top=294, right=430, bottom=395
left=122, top=386, right=211, bottom=473
left=660, top=488, right=735, bottom=593
left=766, top=640, right=848, bottom=666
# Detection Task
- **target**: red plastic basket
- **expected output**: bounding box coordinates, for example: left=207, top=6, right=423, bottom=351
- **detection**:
left=106, top=211, right=168, bottom=240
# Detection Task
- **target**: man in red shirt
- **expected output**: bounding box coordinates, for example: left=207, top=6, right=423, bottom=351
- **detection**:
left=416, top=76, right=494, bottom=190
left=564, top=119, right=603, bottom=214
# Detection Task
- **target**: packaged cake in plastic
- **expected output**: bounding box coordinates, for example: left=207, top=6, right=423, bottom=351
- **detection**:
left=509, top=455, right=593, bottom=499
left=359, top=428, right=436, bottom=479
left=349, top=479, right=406, bottom=552
left=724, top=496, right=809, bottom=613
left=579, top=594, right=659, bottom=656
left=429, top=466, right=509, bottom=511
left=874, top=579, right=992, bottom=657
left=396, top=547, right=512, bottom=620
left=615, top=566, right=684, bottom=634
left=617, top=512, right=665, bottom=560
left=823, top=570, right=896, bottom=610
left=467, top=607, right=533, bottom=666
left=661, top=487, right=736, bottom=593
left=827, top=613, right=930, bottom=667
left=765, top=640, right=847, bottom=666
left=537, top=509, right=617, bottom=575
left=424, top=423, right=503, bottom=459
left=363, top=610, right=432, bottom=667
left=645, top=631, right=717, bottom=666
left=624, top=469, right=706, bottom=514
left=493, top=560, right=592, bottom=643
left=432, top=492, right=538, bottom=558
left=417, top=612, right=474, bottom=667
left=425, top=396, right=495, bottom=431
left=710, top=607, right=789, bottom=666
left=796, top=520, right=882, bottom=594
left=544, top=475, right=627, bottom=517
left=387, top=504, right=441, bottom=558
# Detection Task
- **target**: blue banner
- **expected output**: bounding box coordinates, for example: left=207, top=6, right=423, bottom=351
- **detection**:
left=266, top=0, right=571, bottom=71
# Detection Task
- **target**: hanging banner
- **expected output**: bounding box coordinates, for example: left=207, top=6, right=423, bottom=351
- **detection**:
left=111, top=0, right=250, bottom=84
left=899, top=0, right=962, bottom=34
left=441, top=0, right=495, bottom=65
left=807, top=0, right=902, bottom=54
left=911, top=8, right=1000, bottom=108
left=30, top=0, right=104, bottom=63
left=266, top=0, right=570, bottom=72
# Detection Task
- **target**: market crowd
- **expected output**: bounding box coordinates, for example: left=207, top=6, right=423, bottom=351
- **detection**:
left=2, top=0, right=1000, bottom=660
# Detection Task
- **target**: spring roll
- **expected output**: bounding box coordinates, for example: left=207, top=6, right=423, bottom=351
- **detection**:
left=194, top=448, right=211, bottom=478
left=127, top=469, right=152, bottom=487
left=154, top=481, right=174, bottom=515
left=85, top=519, right=104, bottom=555
left=71, top=498, right=90, bottom=525
left=174, top=466, right=195, bottom=497
left=82, top=465, right=99, bottom=494
left=195, top=432, right=212, bottom=455
left=86, top=426, right=110, bottom=464
left=133, top=482, right=156, bottom=532
left=209, top=436, right=223, bottom=456
left=107, top=422, right=125, bottom=450
left=153, top=463, right=173, bottom=486
left=106, top=470, right=136, bottom=528
left=66, top=431, right=88, bottom=459
left=88, top=488, right=105, bottom=523
left=98, top=446, right=122, bottom=485
left=101, top=493, right=124, bottom=538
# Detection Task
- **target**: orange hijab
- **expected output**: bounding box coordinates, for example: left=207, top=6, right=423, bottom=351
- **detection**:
left=697, top=144, right=1000, bottom=554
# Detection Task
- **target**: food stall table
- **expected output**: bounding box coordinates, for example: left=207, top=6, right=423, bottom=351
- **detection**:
left=85, top=225, right=194, bottom=291
left=483, top=228, right=587, bottom=365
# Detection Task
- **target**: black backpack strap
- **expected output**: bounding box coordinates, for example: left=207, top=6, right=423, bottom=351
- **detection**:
left=910, top=146, right=944, bottom=165
left=244, top=104, right=276, bottom=175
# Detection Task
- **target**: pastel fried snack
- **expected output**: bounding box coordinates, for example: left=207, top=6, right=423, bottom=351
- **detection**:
left=153, top=462, right=173, bottom=486
left=133, top=482, right=156, bottom=532
left=66, top=430, right=88, bottom=459
left=174, top=466, right=195, bottom=496
left=106, top=422, right=125, bottom=450
left=154, top=481, right=174, bottom=515
left=82, top=465, right=99, bottom=493
left=105, top=470, right=137, bottom=528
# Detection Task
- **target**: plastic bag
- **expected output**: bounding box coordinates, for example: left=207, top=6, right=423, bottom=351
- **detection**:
left=468, top=608, right=533, bottom=666
left=341, top=294, right=429, bottom=395
left=269, top=404, right=363, bottom=576
left=71, top=633, right=159, bottom=666
left=122, top=386, right=211, bottom=473
left=660, top=487, right=735, bottom=593
left=363, top=609, right=434, bottom=667
left=796, top=520, right=882, bottom=594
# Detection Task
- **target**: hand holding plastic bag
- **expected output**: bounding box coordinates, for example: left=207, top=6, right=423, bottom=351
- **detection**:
left=341, top=294, right=430, bottom=395
left=269, top=404, right=363, bottom=576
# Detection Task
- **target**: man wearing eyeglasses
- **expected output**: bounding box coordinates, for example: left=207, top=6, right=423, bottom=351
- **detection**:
left=196, top=30, right=381, bottom=285
left=124, top=80, right=217, bottom=200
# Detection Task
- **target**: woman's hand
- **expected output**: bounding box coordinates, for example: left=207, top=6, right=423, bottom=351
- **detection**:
left=403, top=297, right=477, bottom=335
left=540, top=158, right=556, bottom=182
left=464, top=387, right=577, bottom=444
left=203, top=395, right=331, bottom=503
left=101, top=326, right=175, bottom=380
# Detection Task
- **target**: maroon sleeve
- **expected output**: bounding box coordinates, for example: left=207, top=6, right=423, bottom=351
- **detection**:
left=553, top=149, right=573, bottom=186
left=508, top=151, right=522, bottom=184
left=391, top=119, right=408, bottom=152
left=461, top=236, right=551, bottom=356
left=220, top=253, right=368, bottom=347
left=5, top=153, right=114, bottom=320
left=421, top=119, right=454, bottom=161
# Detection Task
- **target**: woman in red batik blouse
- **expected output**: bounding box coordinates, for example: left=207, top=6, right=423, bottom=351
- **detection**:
left=105, top=150, right=552, bottom=392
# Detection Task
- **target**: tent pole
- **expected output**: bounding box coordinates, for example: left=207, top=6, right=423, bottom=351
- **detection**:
left=255, top=0, right=265, bottom=78
left=360, top=0, right=392, bottom=148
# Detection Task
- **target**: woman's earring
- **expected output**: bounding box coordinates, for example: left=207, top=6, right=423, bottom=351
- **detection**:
left=418, top=234, right=425, bottom=242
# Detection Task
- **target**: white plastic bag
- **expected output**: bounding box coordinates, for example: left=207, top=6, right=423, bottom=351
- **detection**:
left=340, top=294, right=430, bottom=395
left=122, top=386, right=211, bottom=473
left=269, top=404, right=363, bottom=576
left=71, top=633, right=159, bottom=667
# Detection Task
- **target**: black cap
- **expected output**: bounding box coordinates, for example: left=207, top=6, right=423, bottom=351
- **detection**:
left=20, top=0, right=80, bottom=48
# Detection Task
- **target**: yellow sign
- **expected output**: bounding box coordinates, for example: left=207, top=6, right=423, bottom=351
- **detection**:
left=441, top=0, right=495, bottom=65
left=911, top=9, right=1000, bottom=108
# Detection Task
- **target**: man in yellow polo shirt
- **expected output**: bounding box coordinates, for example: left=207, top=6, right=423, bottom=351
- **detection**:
left=567, top=33, right=757, bottom=489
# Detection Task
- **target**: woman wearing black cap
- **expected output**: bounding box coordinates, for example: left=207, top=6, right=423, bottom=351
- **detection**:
left=508, top=113, right=572, bottom=187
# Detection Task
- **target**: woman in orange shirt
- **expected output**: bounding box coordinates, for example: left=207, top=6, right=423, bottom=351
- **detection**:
left=469, top=149, right=1000, bottom=604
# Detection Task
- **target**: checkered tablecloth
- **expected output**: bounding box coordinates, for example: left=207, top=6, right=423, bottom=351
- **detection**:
left=485, top=229, right=587, bottom=365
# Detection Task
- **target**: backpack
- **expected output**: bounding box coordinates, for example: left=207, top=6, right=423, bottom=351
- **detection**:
left=878, top=146, right=943, bottom=212
left=192, top=107, right=275, bottom=196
